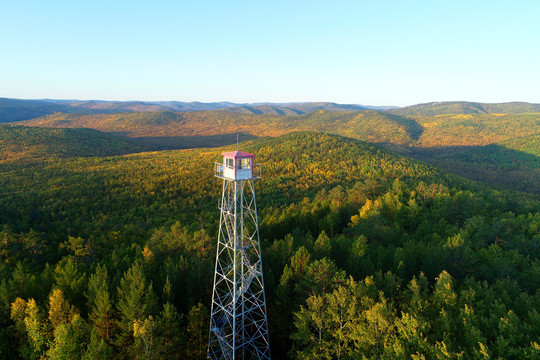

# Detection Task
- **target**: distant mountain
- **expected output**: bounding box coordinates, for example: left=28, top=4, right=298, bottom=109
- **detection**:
left=4, top=98, right=540, bottom=123
left=219, top=105, right=305, bottom=116
left=0, top=125, right=149, bottom=162
left=0, top=98, right=72, bottom=123
left=390, top=101, right=540, bottom=116
left=268, top=102, right=369, bottom=113
left=0, top=98, right=171, bottom=123
left=0, top=97, right=396, bottom=123
left=66, top=100, right=167, bottom=112
left=151, top=101, right=238, bottom=111
left=219, top=102, right=398, bottom=115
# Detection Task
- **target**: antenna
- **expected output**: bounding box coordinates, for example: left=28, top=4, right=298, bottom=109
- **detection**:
left=237, top=133, right=239, bottom=151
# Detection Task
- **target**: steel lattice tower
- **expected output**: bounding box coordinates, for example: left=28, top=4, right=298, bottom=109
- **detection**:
left=208, top=150, right=270, bottom=360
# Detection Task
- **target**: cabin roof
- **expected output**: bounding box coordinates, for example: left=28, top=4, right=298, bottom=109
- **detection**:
left=221, top=150, right=255, bottom=158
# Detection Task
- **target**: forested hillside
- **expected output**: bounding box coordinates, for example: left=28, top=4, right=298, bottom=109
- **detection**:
left=1, top=132, right=538, bottom=359
left=16, top=110, right=423, bottom=146
left=411, top=113, right=540, bottom=147
left=0, top=126, right=149, bottom=162
left=418, top=133, right=540, bottom=194
left=17, top=109, right=539, bottom=149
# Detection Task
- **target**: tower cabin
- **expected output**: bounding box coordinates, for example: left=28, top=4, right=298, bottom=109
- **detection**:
left=215, top=150, right=259, bottom=181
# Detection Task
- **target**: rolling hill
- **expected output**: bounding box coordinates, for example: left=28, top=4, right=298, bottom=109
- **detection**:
left=0, top=125, right=149, bottom=162
left=18, top=107, right=539, bottom=149
left=15, top=110, right=424, bottom=147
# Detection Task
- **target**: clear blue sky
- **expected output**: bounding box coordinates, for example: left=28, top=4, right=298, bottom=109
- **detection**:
left=1, top=0, right=539, bottom=106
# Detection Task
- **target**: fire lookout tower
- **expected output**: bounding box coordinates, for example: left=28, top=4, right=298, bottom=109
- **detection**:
left=208, top=150, right=270, bottom=359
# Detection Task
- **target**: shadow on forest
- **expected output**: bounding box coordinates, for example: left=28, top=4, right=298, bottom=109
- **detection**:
left=386, top=143, right=540, bottom=195
left=121, top=132, right=259, bottom=150
left=387, top=113, right=425, bottom=141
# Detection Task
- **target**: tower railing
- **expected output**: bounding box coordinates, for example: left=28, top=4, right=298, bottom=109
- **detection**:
left=214, top=162, right=262, bottom=180
left=215, top=162, right=224, bottom=178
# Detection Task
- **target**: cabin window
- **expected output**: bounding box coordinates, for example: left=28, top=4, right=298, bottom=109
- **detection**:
left=225, top=158, right=234, bottom=169
left=237, top=158, right=251, bottom=170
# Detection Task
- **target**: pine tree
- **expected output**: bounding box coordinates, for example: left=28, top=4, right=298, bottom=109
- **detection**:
left=10, top=262, right=34, bottom=299
left=54, top=258, right=86, bottom=309
left=186, top=303, right=209, bottom=360
left=87, top=264, right=114, bottom=340
left=148, top=301, right=184, bottom=359
left=47, top=314, right=88, bottom=360
left=82, top=331, right=112, bottom=360
left=115, top=260, right=156, bottom=358
left=313, top=230, right=332, bottom=259
left=59, top=236, right=91, bottom=267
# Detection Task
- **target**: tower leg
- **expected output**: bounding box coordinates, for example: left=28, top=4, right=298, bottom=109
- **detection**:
left=208, top=179, right=270, bottom=360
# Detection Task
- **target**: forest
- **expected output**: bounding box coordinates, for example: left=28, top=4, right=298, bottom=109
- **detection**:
left=0, top=131, right=539, bottom=359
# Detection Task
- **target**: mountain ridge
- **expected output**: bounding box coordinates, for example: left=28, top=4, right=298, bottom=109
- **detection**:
left=3, top=97, right=540, bottom=123
left=0, top=98, right=394, bottom=123
left=390, top=101, right=540, bottom=116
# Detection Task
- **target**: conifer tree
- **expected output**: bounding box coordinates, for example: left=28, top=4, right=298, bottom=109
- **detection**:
left=47, top=314, right=88, bottom=360
left=54, top=258, right=86, bottom=309
left=155, top=302, right=184, bottom=359
left=10, top=262, right=34, bottom=299
left=82, top=331, right=112, bottom=360
left=186, top=303, right=209, bottom=360
left=313, top=230, right=332, bottom=259
left=59, top=236, right=91, bottom=267
left=115, top=260, right=156, bottom=358
left=87, top=264, right=114, bottom=340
